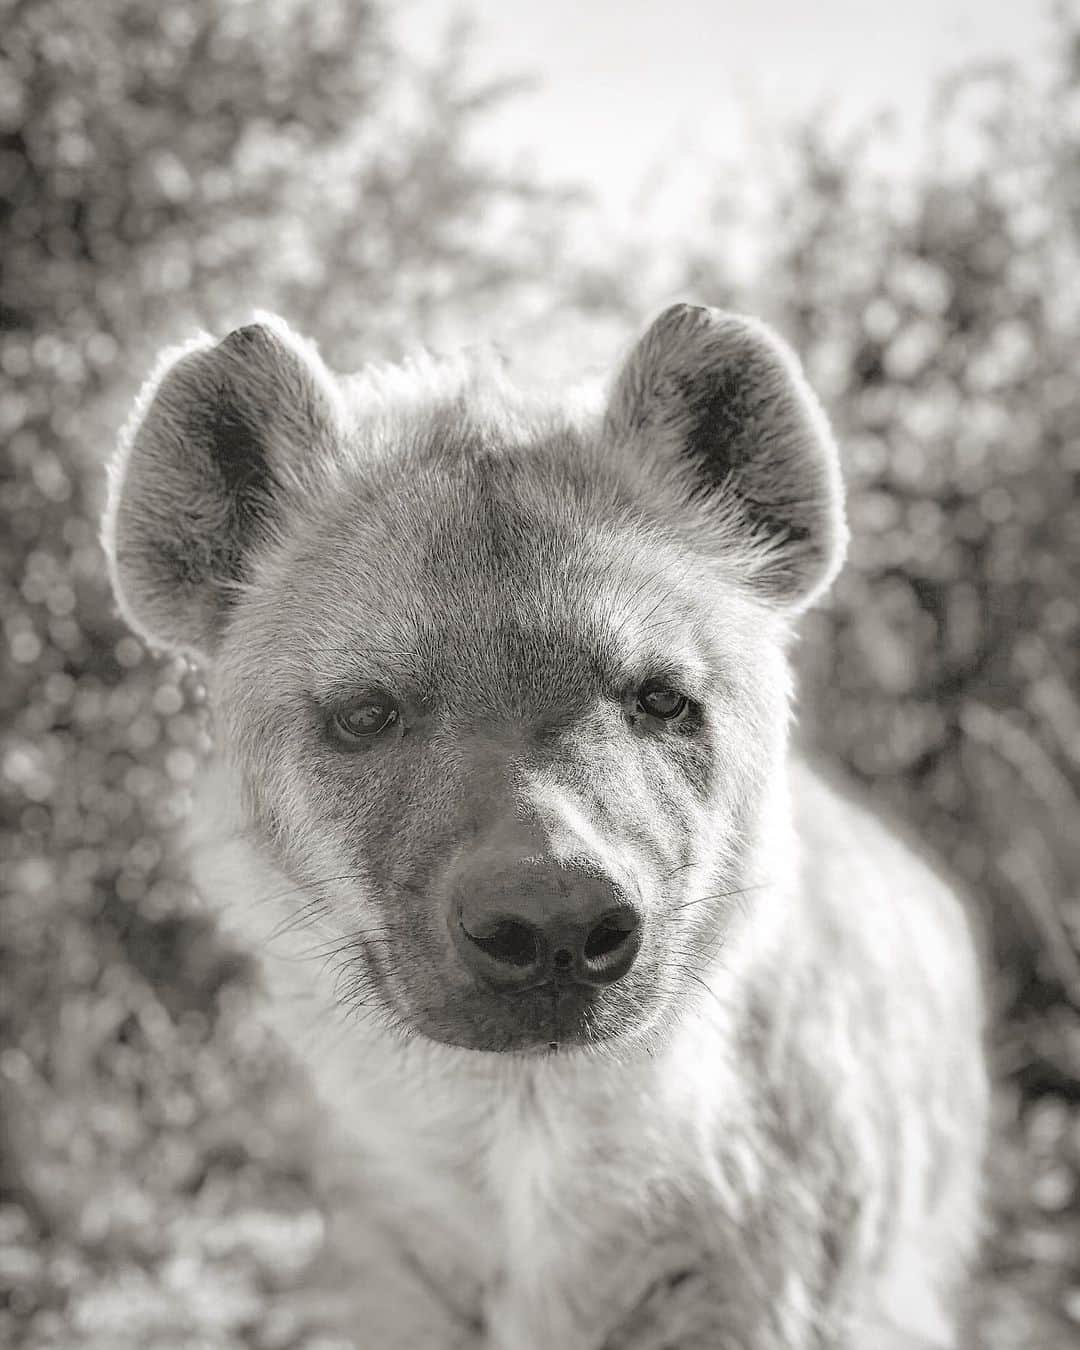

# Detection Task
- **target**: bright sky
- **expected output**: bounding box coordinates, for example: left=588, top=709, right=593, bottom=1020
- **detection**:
left=395, top=0, right=1056, bottom=242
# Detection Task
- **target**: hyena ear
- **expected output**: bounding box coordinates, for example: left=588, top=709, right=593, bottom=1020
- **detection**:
left=606, top=303, right=847, bottom=609
left=103, top=316, right=343, bottom=661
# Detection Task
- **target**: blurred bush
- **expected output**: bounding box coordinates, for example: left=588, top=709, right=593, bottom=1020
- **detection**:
left=2, top=0, right=1079, bottom=1344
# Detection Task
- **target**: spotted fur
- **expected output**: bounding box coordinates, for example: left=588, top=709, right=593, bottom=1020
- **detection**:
left=103, top=305, right=988, bottom=1348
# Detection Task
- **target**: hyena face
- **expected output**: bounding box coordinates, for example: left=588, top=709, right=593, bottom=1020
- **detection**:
left=214, top=450, right=791, bottom=1052
left=104, top=306, right=846, bottom=1053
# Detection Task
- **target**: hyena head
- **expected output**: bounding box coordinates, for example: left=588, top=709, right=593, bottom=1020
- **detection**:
left=103, top=305, right=846, bottom=1054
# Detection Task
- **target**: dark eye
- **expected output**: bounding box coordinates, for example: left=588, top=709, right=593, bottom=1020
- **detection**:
left=331, top=692, right=400, bottom=743
left=637, top=681, right=689, bottom=722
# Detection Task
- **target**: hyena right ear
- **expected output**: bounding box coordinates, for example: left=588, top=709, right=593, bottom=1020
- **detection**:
left=103, top=317, right=344, bottom=661
left=606, top=304, right=848, bottom=610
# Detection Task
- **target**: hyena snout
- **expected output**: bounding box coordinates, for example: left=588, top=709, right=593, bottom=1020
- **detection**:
left=448, top=855, right=643, bottom=994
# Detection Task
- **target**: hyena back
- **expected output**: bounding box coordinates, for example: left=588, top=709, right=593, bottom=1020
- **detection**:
left=103, top=304, right=987, bottom=1348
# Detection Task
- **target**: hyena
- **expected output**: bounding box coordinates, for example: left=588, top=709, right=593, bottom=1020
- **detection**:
left=103, top=304, right=988, bottom=1348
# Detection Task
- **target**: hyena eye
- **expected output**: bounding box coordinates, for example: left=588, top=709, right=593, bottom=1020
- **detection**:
left=330, top=692, right=400, bottom=744
left=636, top=680, right=689, bottom=722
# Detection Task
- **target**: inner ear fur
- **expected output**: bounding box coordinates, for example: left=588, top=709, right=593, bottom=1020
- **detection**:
left=606, top=303, right=848, bottom=609
left=103, top=315, right=343, bottom=661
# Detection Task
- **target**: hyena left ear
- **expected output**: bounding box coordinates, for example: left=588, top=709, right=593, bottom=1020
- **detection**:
left=103, top=315, right=344, bottom=662
left=606, top=304, right=848, bottom=610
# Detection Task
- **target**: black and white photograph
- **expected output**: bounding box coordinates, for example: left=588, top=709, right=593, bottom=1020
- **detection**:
left=2, top=2, right=1079, bottom=1346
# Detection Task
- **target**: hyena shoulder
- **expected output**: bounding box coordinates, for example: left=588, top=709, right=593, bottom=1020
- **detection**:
left=790, top=761, right=983, bottom=1012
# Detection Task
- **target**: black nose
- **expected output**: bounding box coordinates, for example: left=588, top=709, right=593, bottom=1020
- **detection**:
left=450, top=862, right=642, bottom=993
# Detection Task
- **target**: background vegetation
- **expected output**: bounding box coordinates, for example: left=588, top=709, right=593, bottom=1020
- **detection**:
left=2, top=1, right=1078, bottom=1344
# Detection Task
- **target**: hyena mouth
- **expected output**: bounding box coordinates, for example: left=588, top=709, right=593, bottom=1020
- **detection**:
left=488, top=979, right=628, bottom=1053
left=428, top=967, right=654, bottom=1055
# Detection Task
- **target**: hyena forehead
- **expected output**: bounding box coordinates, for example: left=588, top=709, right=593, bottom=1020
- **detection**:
left=105, top=304, right=846, bottom=681
left=231, top=400, right=779, bottom=710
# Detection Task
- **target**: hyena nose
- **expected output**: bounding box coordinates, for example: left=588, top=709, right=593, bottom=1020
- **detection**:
left=450, top=865, right=643, bottom=992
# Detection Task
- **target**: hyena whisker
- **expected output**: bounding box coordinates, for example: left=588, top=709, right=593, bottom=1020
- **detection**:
left=625, top=607, right=694, bottom=654
left=271, top=930, right=396, bottom=973
left=667, top=883, right=770, bottom=915
left=733, top=890, right=755, bottom=922
left=333, top=969, right=384, bottom=1015
left=587, top=552, right=632, bottom=620
left=286, top=924, right=395, bottom=956
left=602, top=990, right=655, bottom=1035
left=609, top=561, right=667, bottom=625
left=665, top=946, right=726, bottom=981
left=247, top=871, right=378, bottom=911
left=603, top=562, right=689, bottom=657
left=316, top=930, right=396, bottom=967
left=666, top=938, right=719, bottom=962
left=265, top=895, right=333, bottom=943
left=329, top=949, right=408, bottom=1023
left=670, top=962, right=730, bottom=1018
left=623, top=557, right=702, bottom=643
left=334, top=996, right=390, bottom=1039
left=679, top=977, right=728, bottom=1022
left=655, top=858, right=703, bottom=886
left=252, top=870, right=433, bottom=948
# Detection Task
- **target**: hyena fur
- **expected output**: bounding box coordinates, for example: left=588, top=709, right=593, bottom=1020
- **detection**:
left=102, top=304, right=988, bottom=1349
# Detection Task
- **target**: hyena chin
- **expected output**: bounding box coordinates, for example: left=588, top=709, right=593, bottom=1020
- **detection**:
left=104, top=304, right=988, bottom=1348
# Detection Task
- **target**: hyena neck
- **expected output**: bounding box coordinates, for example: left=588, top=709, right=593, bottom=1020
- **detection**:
left=297, top=1006, right=758, bottom=1339
left=191, top=755, right=800, bottom=1266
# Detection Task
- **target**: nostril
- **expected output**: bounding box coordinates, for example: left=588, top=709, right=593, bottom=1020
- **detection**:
left=584, top=910, right=637, bottom=961
left=463, top=918, right=540, bottom=969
